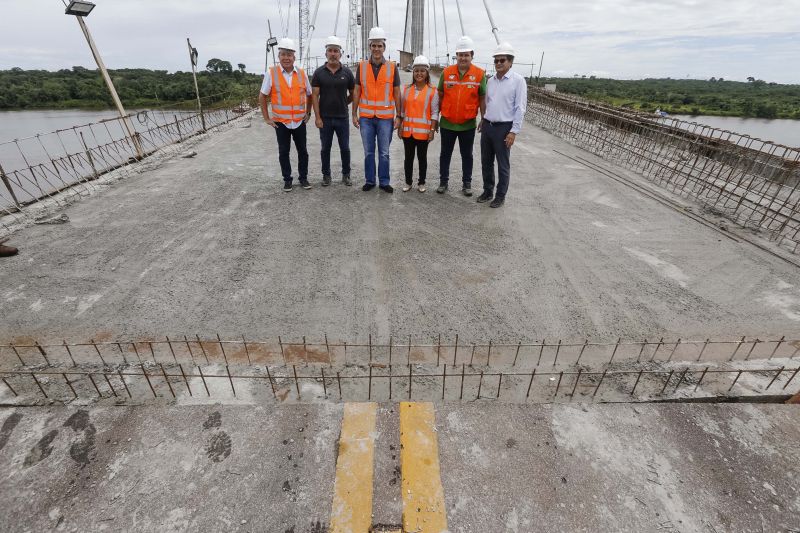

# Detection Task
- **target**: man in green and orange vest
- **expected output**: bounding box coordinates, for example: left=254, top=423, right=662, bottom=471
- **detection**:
left=351, top=27, right=402, bottom=193
left=436, top=35, right=487, bottom=197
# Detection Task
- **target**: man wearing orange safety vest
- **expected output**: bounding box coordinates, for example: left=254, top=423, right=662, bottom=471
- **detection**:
left=436, top=35, right=487, bottom=197
left=258, top=38, right=313, bottom=192
left=351, top=27, right=402, bottom=193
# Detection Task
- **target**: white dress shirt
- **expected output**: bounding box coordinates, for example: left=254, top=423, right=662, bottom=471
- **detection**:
left=260, top=66, right=312, bottom=129
left=483, top=69, right=527, bottom=134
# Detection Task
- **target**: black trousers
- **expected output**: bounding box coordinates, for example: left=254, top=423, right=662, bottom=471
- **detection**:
left=275, top=122, right=309, bottom=183
left=480, top=121, right=512, bottom=199
left=438, top=127, right=475, bottom=187
left=402, top=136, right=429, bottom=184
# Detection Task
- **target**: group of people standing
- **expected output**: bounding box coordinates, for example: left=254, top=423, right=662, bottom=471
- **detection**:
left=258, top=27, right=527, bottom=208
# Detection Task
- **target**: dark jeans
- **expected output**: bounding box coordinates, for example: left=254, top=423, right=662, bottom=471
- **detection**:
left=319, top=116, right=351, bottom=176
left=439, top=127, right=476, bottom=187
left=275, top=122, right=309, bottom=183
left=480, top=121, right=513, bottom=199
left=402, top=137, right=429, bottom=184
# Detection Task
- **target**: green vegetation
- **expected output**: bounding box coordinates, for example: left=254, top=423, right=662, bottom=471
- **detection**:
left=0, top=60, right=261, bottom=110
left=535, top=77, right=800, bottom=119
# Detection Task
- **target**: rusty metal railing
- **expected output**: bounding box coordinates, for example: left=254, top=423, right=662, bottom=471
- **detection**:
left=0, top=87, right=259, bottom=231
left=526, top=88, right=800, bottom=254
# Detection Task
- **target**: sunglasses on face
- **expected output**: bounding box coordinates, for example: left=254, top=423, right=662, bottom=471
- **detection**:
left=494, top=58, right=507, bottom=64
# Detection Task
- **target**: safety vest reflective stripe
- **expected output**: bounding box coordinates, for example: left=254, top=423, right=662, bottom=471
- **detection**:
left=359, top=61, right=395, bottom=118
left=270, top=67, right=307, bottom=123
left=401, top=84, right=434, bottom=140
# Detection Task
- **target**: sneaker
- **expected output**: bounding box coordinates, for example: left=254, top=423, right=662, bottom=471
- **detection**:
left=418, top=184, right=427, bottom=193
left=362, top=183, right=376, bottom=191
left=322, top=175, right=332, bottom=186
left=299, top=179, right=312, bottom=190
left=477, top=191, right=493, bottom=203
left=283, top=182, right=293, bottom=192
left=490, top=197, right=505, bottom=208
left=379, top=184, right=394, bottom=193
left=436, top=185, right=448, bottom=194
left=342, top=174, right=352, bottom=186
left=402, top=184, right=413, bottom=192
left=462, top=186, right=473, bottom=197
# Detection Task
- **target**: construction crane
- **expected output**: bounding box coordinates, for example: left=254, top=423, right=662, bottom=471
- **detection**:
left=346, top=0, right=360, bottom=63
left=298, top=0, right=309, bottom=64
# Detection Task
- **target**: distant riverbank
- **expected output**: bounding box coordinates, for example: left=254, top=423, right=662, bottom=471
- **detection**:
left=539, top=77, right=800, bottom=120
left=0, top=66, right=259, bottom=112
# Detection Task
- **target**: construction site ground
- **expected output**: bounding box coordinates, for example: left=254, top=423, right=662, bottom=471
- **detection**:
left=0, top=403, right=798, bottom=531
left=3, top=106, right=800, bottom=343
left=2, top=74, right=800, bottom=531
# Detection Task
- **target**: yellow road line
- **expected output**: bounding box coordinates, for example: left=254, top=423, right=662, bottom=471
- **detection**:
left=329, top=402, right=378, bottom=533
left=400, top=402, right=448, bottom=533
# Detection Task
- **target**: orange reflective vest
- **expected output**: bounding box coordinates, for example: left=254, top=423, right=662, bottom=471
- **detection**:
left=358, top=60, right=396, bottom=119
left=269, top=67, right=308, bottom=124
left=401, top=84, right=435, bottom=140
left=440, top=64, right=484, bottom=124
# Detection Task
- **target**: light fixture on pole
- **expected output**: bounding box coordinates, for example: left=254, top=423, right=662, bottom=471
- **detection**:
left=65, top=1, right=95, bottom=16
left=187, top=38, right=206, bottom=132
left=64, top=1, right=144, bottom=159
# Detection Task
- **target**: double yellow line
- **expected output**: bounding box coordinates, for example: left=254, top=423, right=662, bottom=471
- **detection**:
left=329, top=402, right=448, bottom=533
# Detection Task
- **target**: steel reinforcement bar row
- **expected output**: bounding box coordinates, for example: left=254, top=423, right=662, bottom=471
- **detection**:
left=1, top=335, right=798, bottom=370
left=1, top=363, right=797, bottom=404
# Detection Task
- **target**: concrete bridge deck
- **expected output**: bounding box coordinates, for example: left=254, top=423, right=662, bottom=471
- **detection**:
left=2, top=102, right=800, bottom=532
left=2, top=109, right=800, bottom=344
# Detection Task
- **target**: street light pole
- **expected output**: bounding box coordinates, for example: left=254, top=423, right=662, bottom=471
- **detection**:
left=66, top=2, right=144, bottom=158
left=187, top=38, right=206, bottom=132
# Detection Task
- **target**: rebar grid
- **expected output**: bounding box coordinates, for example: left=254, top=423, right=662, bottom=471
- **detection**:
left=0, top=88, right=259, bottom=228
left=1, top=334, right=797, bottom=370
left=525, top=88, right=800, bottom=254
left=1, top=362, right=796, bottom=405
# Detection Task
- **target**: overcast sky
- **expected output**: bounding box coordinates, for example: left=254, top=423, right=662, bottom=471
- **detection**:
left=0, top=0, right=798, bottom=83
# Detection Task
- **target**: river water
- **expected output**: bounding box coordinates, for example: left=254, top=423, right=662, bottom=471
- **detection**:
left=671, top=115, right=800, bottom=150
left=0, top=108, right=202, bottom=209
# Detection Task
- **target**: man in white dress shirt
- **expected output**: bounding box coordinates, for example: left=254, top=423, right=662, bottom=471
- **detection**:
left=478, top=41, right=527, bottom=208
left=258, top=38, right=313, bottom=192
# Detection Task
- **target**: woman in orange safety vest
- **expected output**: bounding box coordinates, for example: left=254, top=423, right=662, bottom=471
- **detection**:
left=399, top=56, right=439, bottom=192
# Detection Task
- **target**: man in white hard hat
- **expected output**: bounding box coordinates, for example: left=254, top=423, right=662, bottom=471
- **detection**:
left=258, top=37, right=313, bottom=192
left=311, top=36, right=356, bottom=186
left=352, top=27, right=402, bottom=193
left=436, top=35, right=486, bottom=196
left=478, top=41, right=527, bottom=208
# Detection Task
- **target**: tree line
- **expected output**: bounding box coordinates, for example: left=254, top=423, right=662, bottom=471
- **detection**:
left=534, top=77, right=800, bottom=119
left=0, top=61, right=261, bottom=110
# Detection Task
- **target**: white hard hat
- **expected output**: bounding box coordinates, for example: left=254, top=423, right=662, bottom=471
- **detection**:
left=325, top=36, right=343, bottom=49
left=368, top=27, right=387, bottom=41
left=412, top=55, right=430, bottom=68
left=492, top=41, right=515, bottom=57
left=277, top=37, right=297, bottom=52
left=454, top=36, right=474, bottom=53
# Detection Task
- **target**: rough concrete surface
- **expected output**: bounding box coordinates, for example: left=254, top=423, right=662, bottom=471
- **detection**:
left=0, top=403, right=798, bottom=532
left=3, top=103, right=800, bottom=347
